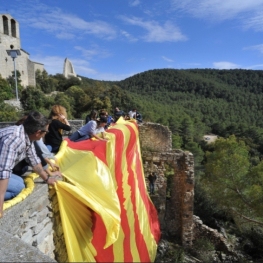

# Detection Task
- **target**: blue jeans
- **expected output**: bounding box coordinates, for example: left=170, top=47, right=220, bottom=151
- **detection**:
left=69, top=131, right=90, bottom=142
left=46, top=145, right=60, bottom=153
left=149, top=182, right=155, bottom=194
left=4, top=174, right=25, bottom=201
left=46, top=145, right=52, bottom=152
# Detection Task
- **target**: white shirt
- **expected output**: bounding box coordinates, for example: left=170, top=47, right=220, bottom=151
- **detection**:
left=128, top=110, right=136, bottom=119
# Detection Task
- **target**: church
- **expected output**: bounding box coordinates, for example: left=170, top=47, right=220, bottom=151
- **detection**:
left=0, top=14, right=44, bottom=87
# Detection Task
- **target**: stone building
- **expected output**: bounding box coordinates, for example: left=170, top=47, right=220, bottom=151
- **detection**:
left=0, top=14, right=44, bottom=87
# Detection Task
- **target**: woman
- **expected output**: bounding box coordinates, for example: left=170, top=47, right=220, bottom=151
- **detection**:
left=69, top=113, right=108, bottom=142
left=85, top=109, right=97, bottom=124
left=45, top=105, right=71, bottom=153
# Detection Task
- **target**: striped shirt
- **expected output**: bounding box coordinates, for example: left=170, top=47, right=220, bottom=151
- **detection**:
left=0, top=125, right=40, bottom=179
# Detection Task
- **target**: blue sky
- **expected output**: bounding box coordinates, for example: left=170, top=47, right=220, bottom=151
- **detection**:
left=1, top=0, right=263, bottom=81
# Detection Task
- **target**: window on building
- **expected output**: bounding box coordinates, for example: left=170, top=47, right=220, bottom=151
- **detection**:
left=3, top=16, right=9, bottom=35
left=11, top=19, right=16, bottom=37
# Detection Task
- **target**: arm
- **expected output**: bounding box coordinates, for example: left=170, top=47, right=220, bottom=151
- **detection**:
left=54, top=119, right=71, bottom=131
left=59, top=114, right=71, bottom=128
left=91, top=126, right=108, bottom=141
left=44, top=158, right=60, bottom=173
left=91, top=133, right=108, bottom=141
left=33, top=163, right=58, bottom=185
left=28, top=141, right=59, bottom=183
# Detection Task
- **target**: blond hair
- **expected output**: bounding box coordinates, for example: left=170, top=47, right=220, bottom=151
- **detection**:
left=49, top=105, right=68, bottom=134
left=49, top=105, right=67, bottom=120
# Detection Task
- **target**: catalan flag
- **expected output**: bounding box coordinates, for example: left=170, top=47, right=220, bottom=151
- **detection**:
left=54, top=118, right=160, bottom=262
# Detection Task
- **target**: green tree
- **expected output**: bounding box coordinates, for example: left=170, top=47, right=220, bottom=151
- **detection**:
left=35, top=69, right=57, bottom=93
left=181, top=117, right=194, bottom=145
left=172, top=134, right=183, bottom=149
left=6, top=70, right=23, bottom=98
left=20, top=86, right=47, bottom=111
left=0, top=76, right=13, bottom=101
left=54, top=92, right=73, bottom=119
left=0, top=102, right=20, bottom=121
left=204, top=135, right=263, bottom=227
left=64, top=86, right=91, bottom=117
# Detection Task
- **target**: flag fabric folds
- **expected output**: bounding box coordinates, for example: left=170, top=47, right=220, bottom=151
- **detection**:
left=54, top=118, right=160, bottom=262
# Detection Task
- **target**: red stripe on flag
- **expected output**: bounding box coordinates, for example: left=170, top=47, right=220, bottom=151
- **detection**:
left=108, top=128, right=133, bottom=262
left=125, top=125, right=151, bottom=262
left=125, top=124, right=160, bottom=242
left=65, top=138, right=108, bottom=165
left=92, top=211, right=115, bottom=262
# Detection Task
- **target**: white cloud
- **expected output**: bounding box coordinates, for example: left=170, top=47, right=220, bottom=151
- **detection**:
left=30, top=55, right=64, bottom=75
left=120, top=16, right=187, bottom=42
left=213, top=61, right=240, bottom=69
left=170, top=0, right=263, bottom=21
left=243, top=44, right=263, bottom=54
left=120, top=30, right=138, bottom=42
left=243, top=11, right=263, bottom=32
left=15, top=2, right=116, bottom=40
left=74, top=46, right=111, bottom=60
left=162, top=56, right=174, bottom=62
left=129, top=0, right=140, bottom=7
left=30, top=54, right=131, bottom=81
left=247, top=63, right=263, bottom=69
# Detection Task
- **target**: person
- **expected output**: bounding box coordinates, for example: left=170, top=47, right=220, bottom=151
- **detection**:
left=85, top=109, right=97, bottom=124
left=69, top=115, right=108, bottom=142
left=114, top=107, right=124, bottom=122
left=35, top=138, right=59, bottom=172
left=147, top=172, right=157, bottom=195
left=45, top=105, right=71, bottom=153
left=99, top=109, right=114, bottom=129
left=94, top=117, right=108, bottom=139
left=14, top=115, right=60, bottom=176
left=128, top=109, right=137, bottom=119
left=136, top=112, right=143, bottom=123
left=0, top=111, right=59, bottom=218
left=106, top=114, right=114, bottom=129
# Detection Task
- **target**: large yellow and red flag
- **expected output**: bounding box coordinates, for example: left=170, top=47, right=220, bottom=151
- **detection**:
left=54, top=118, right=160, bottom=262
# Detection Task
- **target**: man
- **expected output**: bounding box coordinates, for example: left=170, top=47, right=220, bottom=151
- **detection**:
left=0, top=111, right=60, bottom=218
left=148, top=172, right=157, bottom=195
left=114, top=107, right=124, bottom=121
left=128, top=109, right=137, bottom=119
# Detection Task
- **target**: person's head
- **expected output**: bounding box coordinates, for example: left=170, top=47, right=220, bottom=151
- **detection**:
left=97, top=116, right=108, bottom=127
left=49, top=105, right=67, bottom=120
left=99, top=109, right=108, bottom=117
left=23, top=111, right=50, bottom=141
left=90, top=110, right=98, bottom=120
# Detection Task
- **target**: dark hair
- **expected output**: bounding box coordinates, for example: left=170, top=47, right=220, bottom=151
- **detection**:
left=98, top=116, right=107, bottom=123
left=90, top=110, right=98, bottom=120
left=23, top=111, right=50, bottom=135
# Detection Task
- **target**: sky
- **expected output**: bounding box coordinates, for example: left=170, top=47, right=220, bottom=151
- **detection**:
left=1, top=0, right=263, bottom=81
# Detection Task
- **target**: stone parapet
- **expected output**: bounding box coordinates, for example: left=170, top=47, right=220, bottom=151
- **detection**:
left=0, top=175, right=57, bottom=261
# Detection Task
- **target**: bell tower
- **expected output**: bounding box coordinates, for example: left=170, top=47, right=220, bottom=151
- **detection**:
left=0, top=14, right=21, bottom=50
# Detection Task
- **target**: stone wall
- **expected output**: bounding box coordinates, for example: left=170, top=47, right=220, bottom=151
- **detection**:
left=0, top=175, right=57, bottom=262
left=139, top=122, right=172, bottom=152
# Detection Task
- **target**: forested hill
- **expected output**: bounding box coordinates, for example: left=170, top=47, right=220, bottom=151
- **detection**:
left=117, top=68, right=263, bottom=96
left=112, top=68, right=263, bottom=134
